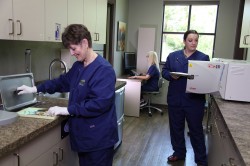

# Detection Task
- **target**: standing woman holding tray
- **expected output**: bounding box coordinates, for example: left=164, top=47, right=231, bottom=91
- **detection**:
left=162, top=30, right=209, bottom=166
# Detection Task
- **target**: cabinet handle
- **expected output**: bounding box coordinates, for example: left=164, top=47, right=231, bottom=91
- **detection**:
left=16, top=20, right=22, bottom=35
left=53, top=152, right=59, bottom=166
left=13, top=153, right=20, bottom=166
left=220, top=131, right=227, bottom=138
left=8, top=19, right=14, bottom=35
left=97, top=33, right=99, bottom=41
left=243, top=35, right=249, bottom=45
left=207, top=124, right=212, bottom=133
left=210, top=124, right=216, bottom=136
left=229, top=157, right=236, bottom=166
left=59, top=147, right=64, bottom=161
left=94, top=32, right=98, bottom=41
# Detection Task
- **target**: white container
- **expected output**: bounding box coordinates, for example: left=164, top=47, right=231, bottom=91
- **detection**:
left=186, top=60, right=224, bottom=94
left=218, top=59, right=250, bottom=102
left=186, top=58, right=250, bottom=102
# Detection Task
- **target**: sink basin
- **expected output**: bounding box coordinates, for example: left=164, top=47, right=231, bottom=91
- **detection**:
left=43, top=92, right=69, bottom=99
left=0, top=111, right=19, bottom=126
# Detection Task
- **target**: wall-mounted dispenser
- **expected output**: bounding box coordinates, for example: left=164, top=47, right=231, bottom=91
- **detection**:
left=25, top=49, right=31, bottom=73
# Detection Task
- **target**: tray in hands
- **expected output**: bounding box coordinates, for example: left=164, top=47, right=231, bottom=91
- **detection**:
left=170, top=72, right=194, bottom=79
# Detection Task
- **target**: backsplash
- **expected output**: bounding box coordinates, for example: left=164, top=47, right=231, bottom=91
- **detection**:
left=0, top=40, right=64, bottom=82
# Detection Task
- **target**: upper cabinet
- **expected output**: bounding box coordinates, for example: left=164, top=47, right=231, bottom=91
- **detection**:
left=240, top=0, right=250, bottom=48
left=0, top=0, right=107, bottom=43
left=0, top=0, right=45, bottom=41
left=83, top=0, right=107, bottom=44
left=0, top=0, right=14, bottom=40
left=45, top=0, right=67, bottom=42
left=68, top=0, right=84, bottom=25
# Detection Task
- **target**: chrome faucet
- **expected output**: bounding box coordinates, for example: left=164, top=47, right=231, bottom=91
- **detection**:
left=49, top=59, right=68, bottom=80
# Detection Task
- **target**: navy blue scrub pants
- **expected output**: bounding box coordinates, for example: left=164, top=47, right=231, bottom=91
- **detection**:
left=168, top=104, right=207, bottom=165
left=78, top=146, right=114, bottom=166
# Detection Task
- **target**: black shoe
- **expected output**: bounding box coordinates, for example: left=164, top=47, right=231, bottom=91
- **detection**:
left=167, top=155, right=185, bottom=162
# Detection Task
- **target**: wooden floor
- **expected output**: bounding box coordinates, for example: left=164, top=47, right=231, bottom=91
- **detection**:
left=113, top=106, right=208, bottom=166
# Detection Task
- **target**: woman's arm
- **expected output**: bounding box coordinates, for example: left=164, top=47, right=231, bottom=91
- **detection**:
left=129, top=74, right=150, bottom=80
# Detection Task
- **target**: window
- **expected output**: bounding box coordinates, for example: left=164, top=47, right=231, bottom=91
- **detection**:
left=161, top=2, right=219, bottom=62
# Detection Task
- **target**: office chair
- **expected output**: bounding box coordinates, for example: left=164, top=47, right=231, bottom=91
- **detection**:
left=141, top=77, right=164, bottom=117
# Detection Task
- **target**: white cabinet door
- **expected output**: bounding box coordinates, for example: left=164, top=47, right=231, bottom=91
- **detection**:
left=18, top=125, right=61, bottom=165
left=83, top=0, right=96, bottom=39
left=27, top=146, right=57, bottom=166
left=0, top=0, right=44, bottom=41
left=13, top=0, right=45, bottom=41
left=45, top=0, right=67, bottom=42
left=95, top=0, right=107, bottom=44
left=68, top=0, right=84, bottom=25
left=0, top=152, right=19, bottom=166
left=83, top=0, right=107, bottom=44
left=240, top=0, right=250, bottom=47
left=57, top=136, right=79, bottom=166
left=0, top=0, right=13, bottom=40
left=28, top=136, right=79, bottom=166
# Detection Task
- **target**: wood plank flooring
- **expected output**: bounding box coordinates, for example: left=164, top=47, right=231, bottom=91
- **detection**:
left=113, top=106, right=207, bottom=166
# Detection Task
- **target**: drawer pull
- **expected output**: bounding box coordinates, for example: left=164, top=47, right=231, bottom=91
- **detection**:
left=59, top=148, right=64, bottom=161
left=229, top=157, right=236, bottom=166
left=53, top=152, right=58, bottom=166
left=13, top=153, right=20, bottom=166
left=243, top=35, right=250, bottom=45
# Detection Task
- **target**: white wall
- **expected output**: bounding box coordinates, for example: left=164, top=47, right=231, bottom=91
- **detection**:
left=127, top=0, right=162, bottom=54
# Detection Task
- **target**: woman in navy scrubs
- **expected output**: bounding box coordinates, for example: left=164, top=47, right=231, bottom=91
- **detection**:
left=17, top=24, right=118, bottom=166
left=162, top=30, right=209, bottom=166
left=128, top=51, right=160, bottom=106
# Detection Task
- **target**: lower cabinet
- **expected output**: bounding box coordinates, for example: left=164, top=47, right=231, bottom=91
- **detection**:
left=27, top=136, right=79, bottom=166
left=0, top=153, right=19, bottom=166
left=207, top=97, right=245, bottom=166
left=0, top=125, right=79, bottom=166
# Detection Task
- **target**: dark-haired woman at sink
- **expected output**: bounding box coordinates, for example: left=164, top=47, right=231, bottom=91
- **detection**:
left=17, top=24, right=118, bottom=166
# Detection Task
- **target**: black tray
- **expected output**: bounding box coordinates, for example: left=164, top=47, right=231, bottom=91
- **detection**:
left=0, top=73, right=37, bottom=111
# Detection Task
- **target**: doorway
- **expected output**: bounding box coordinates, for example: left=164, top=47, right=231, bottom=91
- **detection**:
left=105, top=2, right=115, bottom=66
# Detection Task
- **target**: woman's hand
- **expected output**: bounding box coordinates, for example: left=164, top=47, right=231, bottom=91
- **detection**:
left=47, top=106, right=69, bottom=116
left=128, top=76, right=137, bottom=79
left=17, top=85, right=37, bottom=95
left=171, top=75, right=180, bottom=80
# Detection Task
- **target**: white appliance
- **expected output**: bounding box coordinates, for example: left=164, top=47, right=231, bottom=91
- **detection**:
left=217, top=59, right=250, bottom=102
left=186, top=60, right=224, bottom=94
left=114, top=86, right=125, bottom=149
left=186, top=59, right=250, bottom=102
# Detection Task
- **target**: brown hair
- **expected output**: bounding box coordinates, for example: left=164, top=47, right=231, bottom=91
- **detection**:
left=62, top=24, right=92, bottom=48
left=183, top=30, right=199, bottom=41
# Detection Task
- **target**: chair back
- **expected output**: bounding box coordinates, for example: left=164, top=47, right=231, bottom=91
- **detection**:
left=158, top=77, right=164, bottom=89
